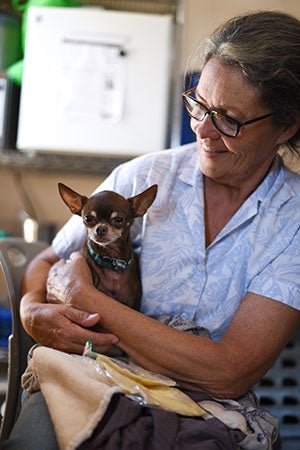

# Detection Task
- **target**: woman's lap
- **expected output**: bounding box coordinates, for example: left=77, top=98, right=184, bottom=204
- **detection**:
left=2, top=391, right=59, bottom=450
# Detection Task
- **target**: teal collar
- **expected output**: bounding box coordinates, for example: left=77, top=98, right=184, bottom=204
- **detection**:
left=87, top=240, right=134, bottom=271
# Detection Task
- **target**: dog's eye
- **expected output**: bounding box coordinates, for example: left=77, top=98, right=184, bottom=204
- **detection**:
left=114, top=216, right=124, bottom=224
left=84, top=214, right=95, bottom=224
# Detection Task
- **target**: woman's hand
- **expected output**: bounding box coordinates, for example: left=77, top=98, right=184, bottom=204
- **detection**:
left=21, top=299, right=118, bottom=354
left=46, top=252, right=93, bottom=307
left=20, top=246, right=118, bottom=354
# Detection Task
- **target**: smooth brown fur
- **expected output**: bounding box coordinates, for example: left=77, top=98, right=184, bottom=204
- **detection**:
left=58, top=183, right=158, bottom=310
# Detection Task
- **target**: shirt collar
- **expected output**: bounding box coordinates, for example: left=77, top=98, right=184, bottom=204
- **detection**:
left=177, top=143, right=201, bottom=186
left=251, top=155, right=283, bottom=203
left=178, top=145, right=283, bottom=199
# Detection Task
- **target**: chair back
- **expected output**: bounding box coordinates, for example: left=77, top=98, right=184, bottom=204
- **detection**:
left=0, top=237, right=48, bottom=443
left=254, top=328, right=300, bottom=450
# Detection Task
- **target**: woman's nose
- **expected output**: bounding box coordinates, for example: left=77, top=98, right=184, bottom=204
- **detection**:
left=190, top=115, right=220, bottom=139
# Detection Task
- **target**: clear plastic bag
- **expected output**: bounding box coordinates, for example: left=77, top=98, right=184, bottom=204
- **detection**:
left=80, top=342, right=205, bottom=417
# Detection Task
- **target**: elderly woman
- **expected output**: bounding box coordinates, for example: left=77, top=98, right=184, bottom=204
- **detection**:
left=4, top=10, right=300, bottom=450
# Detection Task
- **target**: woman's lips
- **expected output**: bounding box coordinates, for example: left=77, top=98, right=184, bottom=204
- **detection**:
left=202, top=146, right=228, bottom=156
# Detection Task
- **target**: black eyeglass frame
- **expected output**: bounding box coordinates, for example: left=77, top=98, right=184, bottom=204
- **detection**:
left=182, top=87, right=274, bottom=138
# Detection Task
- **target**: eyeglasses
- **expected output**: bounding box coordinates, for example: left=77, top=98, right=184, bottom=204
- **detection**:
left=182, top=87, right=274, bottom=138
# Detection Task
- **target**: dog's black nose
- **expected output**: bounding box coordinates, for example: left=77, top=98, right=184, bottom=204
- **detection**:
left=96, top=225, right=108, bottom=236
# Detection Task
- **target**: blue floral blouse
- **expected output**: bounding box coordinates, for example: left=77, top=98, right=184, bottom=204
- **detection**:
left=53, top=143, right=300, bottom=341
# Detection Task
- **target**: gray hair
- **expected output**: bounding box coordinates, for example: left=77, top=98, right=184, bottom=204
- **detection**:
left=191, top=11, right=300, bottom=154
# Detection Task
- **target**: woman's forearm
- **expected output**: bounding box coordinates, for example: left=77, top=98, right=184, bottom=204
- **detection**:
left=21, top=246, right=59, bottom=299
left=20, top=247, right=119, bottom=353
left=20, top=247, right=58, bottom=330
left=69, top=281, right=247, bottom=398
left=69, top=275, right=300, bottom=399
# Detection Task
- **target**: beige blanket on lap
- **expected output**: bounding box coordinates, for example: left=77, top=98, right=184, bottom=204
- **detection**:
left=22, top=346, right=278, bottom=450
left=23, top=346, right=206, bottom=450
left=23, top=346, right=121, bottom=450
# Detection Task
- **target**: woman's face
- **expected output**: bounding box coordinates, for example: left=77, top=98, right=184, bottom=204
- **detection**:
left=191, top=58, right=288, bottom=189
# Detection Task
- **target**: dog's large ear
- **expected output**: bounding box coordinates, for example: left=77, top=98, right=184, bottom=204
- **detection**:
left=58, top=183, right=88, bottom=215
left=128, top=184, right=158, bottom=218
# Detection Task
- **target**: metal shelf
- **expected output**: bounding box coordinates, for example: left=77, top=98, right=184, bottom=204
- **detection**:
left=0, top=149, right=132, bottom=176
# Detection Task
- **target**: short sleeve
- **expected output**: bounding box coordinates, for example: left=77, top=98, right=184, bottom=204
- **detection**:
left=248, top=228, right=300, bottom=310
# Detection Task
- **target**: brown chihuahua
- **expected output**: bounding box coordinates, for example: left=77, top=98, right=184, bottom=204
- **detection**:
left=58, top=182, right=158, bottom=310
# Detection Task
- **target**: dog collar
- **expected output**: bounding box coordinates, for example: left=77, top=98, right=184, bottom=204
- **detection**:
left=87, top=240, right=134, bottom=271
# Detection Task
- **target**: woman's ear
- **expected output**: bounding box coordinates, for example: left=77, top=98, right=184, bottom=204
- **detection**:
left=276, top=117, right=300, bottom=145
